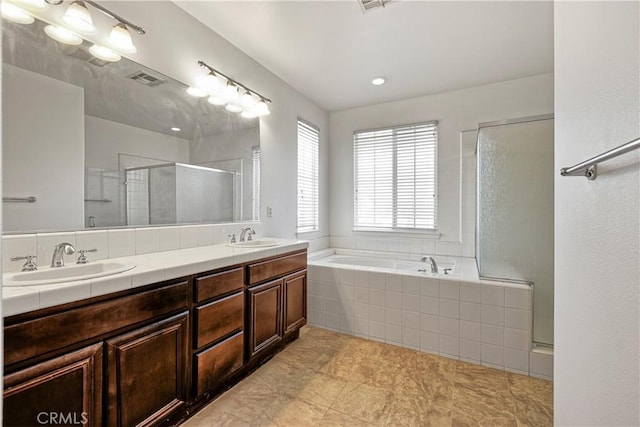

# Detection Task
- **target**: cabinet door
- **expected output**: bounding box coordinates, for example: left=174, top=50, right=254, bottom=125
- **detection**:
left=3, top=343, right=102, bottom=427
left=106, top=312, right=189, bottom=427
left=247, top=279, right=283, bottom=358
left=283, top=271, right=307, bottom=336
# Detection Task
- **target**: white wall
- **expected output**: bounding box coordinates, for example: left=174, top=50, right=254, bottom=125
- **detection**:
left=85, top=115, right=189, bottom=171
left=329, top=74, right=553, bottom=250
left=103, top=2, right=330, bottom=241
left=554, top=2, right=639, bottom=425
left=2, top=64, right=84, bottom=232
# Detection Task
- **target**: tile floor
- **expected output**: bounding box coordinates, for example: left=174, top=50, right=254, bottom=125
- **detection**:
left=184, top=326, right=553, bottom=426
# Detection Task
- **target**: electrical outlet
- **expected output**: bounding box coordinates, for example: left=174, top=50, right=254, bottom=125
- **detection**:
left=267, top=206, right=273, bottom=217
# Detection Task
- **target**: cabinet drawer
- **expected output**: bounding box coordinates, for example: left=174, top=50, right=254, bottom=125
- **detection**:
left=195, top=267, right=244, bottom=303
left=195, top=331, right=244, bottom=397
left=4, top=281, right=189, bottom=367
left=195, top=292, right=244, bottom=349
left=247, top=251, right=306, bottom=286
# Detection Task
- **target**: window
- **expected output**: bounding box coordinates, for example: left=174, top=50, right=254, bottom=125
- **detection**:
left=252, top=146, right=261, bottom=221
left=297, top=119, right=319, bottom=233
left=354, top=121, right=437, bottom=230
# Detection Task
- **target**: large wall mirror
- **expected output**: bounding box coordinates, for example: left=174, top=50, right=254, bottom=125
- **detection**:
left=2, top=16, right=260, bottom=233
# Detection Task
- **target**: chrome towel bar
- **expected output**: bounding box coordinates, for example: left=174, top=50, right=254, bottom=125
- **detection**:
left=3, top=196, right=36, bottom=203
left=560, top=137, right=640, bottom=180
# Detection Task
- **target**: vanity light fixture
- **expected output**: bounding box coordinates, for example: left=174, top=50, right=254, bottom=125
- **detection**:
left=196, top=61, right=272, bottom=118
left=186, top=87, right=207, bottom=98
left=13, top=0, right=47, bottom=11
left=44, top=24, right=82, bottom=45
left=62, top=1, right=96, bottom=34
left=107, top=22, right=136, bottom=53
left=89, top=43, right=120, bottom=62
left=371, top=76, right=387, bottom=86
left=1, top=1, right=35, bottom=24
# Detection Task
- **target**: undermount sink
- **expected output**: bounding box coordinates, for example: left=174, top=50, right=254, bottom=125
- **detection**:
left=3, top=261, right=136, bottom=287
left=227, top=240, right=281, bottom=249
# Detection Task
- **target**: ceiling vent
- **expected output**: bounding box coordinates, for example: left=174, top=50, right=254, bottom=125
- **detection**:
left=127, top=71, right=167, bottom=88
left=358, top=0, right=393, bottom=13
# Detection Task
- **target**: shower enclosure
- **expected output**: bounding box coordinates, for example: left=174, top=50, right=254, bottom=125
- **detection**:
left=476, top=116, right=554, bottom=346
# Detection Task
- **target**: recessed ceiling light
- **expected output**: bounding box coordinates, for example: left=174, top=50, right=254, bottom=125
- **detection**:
left=171, top=127, right=181, bottom=132
left=371, top=77, right=387, bottom=86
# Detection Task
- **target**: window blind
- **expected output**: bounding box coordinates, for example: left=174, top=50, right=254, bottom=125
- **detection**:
left=354, top=121, right=437, bottom=230
left=297, top=120, right=319, bottom=232
left=252, top=146, right=261, bottom=221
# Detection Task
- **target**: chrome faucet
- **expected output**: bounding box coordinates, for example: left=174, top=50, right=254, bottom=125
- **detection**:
left=239, top=227, right=256, bottom=242
left=421, top=256, right=438, bottom=274
left=51, top=243, right=76, bottom=268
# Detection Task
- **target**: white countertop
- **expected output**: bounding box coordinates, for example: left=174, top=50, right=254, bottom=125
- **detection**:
left=3, top=238, right=308, bottom=317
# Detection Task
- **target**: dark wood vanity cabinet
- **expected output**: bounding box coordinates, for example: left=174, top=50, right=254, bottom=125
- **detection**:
left=3, top=249, right=307, bottom=427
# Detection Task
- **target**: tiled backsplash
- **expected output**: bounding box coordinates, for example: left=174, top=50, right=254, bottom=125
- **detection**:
left=329, top=235, right=462, bottom=257
left=3, top=222, right=262, bottom=273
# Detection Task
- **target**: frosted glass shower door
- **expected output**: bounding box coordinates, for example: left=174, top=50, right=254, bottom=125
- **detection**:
left=477, top=118, right=554, bottom=345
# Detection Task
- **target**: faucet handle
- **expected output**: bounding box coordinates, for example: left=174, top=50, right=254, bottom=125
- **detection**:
left=11, top=255, right=38, bottom=271
left=247, top=228, right=256, bottom=241
left=76, top=249, right=97, bottom=264
left=228, top=234, right=237, bottom=243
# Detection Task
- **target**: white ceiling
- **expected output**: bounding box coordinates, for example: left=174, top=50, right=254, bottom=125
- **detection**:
left=176, top=1, right=554, bottom=112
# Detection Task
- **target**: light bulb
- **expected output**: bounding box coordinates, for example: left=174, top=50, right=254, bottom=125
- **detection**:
left=253, top=100, right=270, bottom=117
left=108, top=23, right=136, bottom=54
left=222, top=83, right=240, bottom=103
left=199, top=73, right=225, bottom=94
left=62, top=1, right=95, bottom=34
left=12, top=0, right=46, bottom=11
left=207, top=95, right=226, bottom=106
left=1, top=2, right=34, bottom=24
left=186, top=87, right=207, bottom=98
left=371, top=76, right=387, bottom=86
left=225, top=103, right=243, bottom=113
left=240, top=91, right=257, bottom=110
left=89, top=44, right=121, bottom=62
left=44, top=25, right=83, bottom=45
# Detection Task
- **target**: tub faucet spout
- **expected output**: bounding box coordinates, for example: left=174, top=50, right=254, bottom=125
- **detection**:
left=421, top=256, right=438, bottom=274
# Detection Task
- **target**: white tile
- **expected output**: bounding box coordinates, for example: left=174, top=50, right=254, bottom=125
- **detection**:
left=439, top=317, right=459, bottom=337
left=135, top=228, right=160, bottom=255
left=460, top=320, right=481, bottom=342
left=420, top=313, right=439, bottom=333
left=435, top=241, right=448, bottom=256
left=482, top=285, right=505, bottom=306
left=354, top=270, right=370, bottom=287
left=195, top=225, right=215, bottom=247
left=370, top=321, right=386, bottom=340
left=354, top=287, right=369, bottom=304
left=504, top=328, right=530, bottom=350
left=369, top=305, right=386, bottom=323
left=308, top=310, right=326, bottom=327
left=385, top=273, right=403, bottom=292
left=90, top=275, right=132, bottom=297
left=385, top=324, right=402, bottom=344
left=505, top=308, right=530, bottom=330
left=336, top=269, right=355, bottom=285
left=370, top=272, right=386, bottom=290
left=3, top=234, right=37, bottom=273
left=481, top=324, right=504, bottom=346
left=460, top=339, right=481, bottom=362
left=179, top=226, right=199, bottom=249
left=422, top=239, right=435, bottom=254
left=402, top=276, right=421, bottom=295
left=158, top=227, right=180, bottom=252
left=108, top=229, right=135, bottom=258
left=447, top=242, right=462, bottom=257
left=439, top=299, right=459, bottom=318
left=369, top=289, right=386, bottom=307
left=420, top=296, right=439, bottom=315
left=482, top=305, right=505, bottom=326
left=354, top=302, right=369, bottom=319
left=3, top=287, right=40, bottom=317
left=37, top=232, right=76, bottom=267
left=339, top=316, right=355, bottom=334
left=460, top=282, right=482, bottom=303
left=505, top=287, right=531, bottom=310
left=325, top=298, right=343, bottom=314
left=385, top=291, right=402, bottom=308
left=402, top=293, right=420, bottom=311
left=386, top=307, right=402, bottom=326
left=420, top=277, right=439, bottom=297
left=440, top=281, right=459, bottom=300
left=481, top=343, right=504, bottom=367
left=402, top=310, right=420, bottom=328
left=337, top=284, right=354, bottom=301
left=530, top=351, right=554, bottom=378
left=420, top=331, right=439, bottom=354
left=460, top=301, right=481, bottom=322
left=439, top=335, right=459, bottom=357
left=505, top=348, right=529, bottom=373
left=326, top=313, right=340, bottom=331
left=402, top=327, right=421, bottom=349
left=37, top=281, right=91, bottom=309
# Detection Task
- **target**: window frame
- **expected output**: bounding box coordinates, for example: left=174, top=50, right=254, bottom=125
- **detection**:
left=296, top=118, right=320, bottom=234
left=353, top=120, right=438, bottom=233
